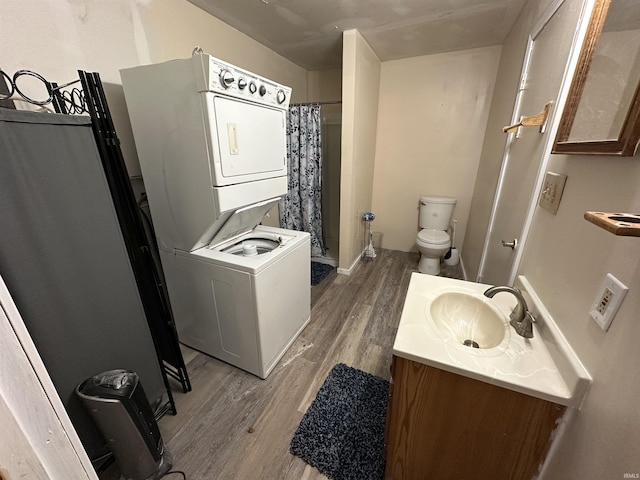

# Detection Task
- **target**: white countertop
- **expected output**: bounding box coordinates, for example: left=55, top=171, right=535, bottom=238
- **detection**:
left=393, top=273, right=591, bottom=407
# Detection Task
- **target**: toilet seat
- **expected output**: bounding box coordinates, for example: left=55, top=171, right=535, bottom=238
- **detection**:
left=417, top=229, right=449, bottom=246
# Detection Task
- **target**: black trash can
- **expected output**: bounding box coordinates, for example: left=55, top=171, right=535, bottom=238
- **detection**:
left=76, top=369, right=172, bottom=480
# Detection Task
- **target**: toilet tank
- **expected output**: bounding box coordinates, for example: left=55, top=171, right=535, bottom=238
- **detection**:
left=419, top=196, right=457, bottom=230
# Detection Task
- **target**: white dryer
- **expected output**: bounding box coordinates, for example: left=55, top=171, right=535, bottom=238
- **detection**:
left=121, top=53, right=309, bottom=378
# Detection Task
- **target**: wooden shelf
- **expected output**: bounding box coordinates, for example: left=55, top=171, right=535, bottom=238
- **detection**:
left=584, top=211, right=640, bottom=236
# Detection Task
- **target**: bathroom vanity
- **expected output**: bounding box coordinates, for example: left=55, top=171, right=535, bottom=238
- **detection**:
left=385, top=274, right=590, bottom=480
left=385, top=356, right=565, bottom=479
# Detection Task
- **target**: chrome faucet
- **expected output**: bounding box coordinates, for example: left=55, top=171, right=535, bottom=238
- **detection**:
left=483, top=285, right=536, bottom=338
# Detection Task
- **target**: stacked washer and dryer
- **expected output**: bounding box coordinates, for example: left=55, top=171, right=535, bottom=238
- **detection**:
left=121, top=52, right=310, bottom=379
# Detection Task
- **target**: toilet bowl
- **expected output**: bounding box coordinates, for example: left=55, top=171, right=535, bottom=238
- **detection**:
left=416, top=196, right=457, bottom=276
left=416, top=230, right=451, bottom=275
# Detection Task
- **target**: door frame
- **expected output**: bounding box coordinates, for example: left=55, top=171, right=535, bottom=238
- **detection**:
left=0, top=274, right=98, bottom=479
left=476, top=0, right=596, bottom=285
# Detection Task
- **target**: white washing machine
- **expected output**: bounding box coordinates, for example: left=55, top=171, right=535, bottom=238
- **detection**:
left=121, top=52, right=310, bottom=378
left=161, top=225, right=309, bottom=379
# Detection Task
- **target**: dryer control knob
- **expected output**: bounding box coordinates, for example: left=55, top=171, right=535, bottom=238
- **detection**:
left=259, top=85, right=267, bottom=96
left=238, top=78, right=247, bottom=90
left=249, top=81, right=257, bottom=94
left=220, top=70, right=235, bottom=88
left=276, top=89, right=286, bottom=104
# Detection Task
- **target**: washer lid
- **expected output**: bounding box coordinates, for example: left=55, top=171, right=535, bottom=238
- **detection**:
left=207, top=197, right=280, bottom=249
left=417, top=229, right=450, bottom=245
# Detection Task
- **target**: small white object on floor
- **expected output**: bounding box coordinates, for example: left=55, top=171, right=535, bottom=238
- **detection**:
left=444, top=247, right=459, bottom=266
left=365, top=240, right=376, bottom=258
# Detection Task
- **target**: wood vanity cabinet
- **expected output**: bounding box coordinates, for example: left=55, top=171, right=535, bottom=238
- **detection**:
left=384, top=356, right=566, bottom=480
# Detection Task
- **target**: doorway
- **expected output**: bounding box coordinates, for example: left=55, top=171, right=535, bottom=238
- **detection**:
left=477, top=0, right=592, bottom=285
left=319, top=105, right=342, bottom=266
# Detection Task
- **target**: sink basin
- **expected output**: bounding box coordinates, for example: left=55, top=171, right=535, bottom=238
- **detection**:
left=429, top=292, right=508, bottom=349
left=394, top=274, right=592, bottom=407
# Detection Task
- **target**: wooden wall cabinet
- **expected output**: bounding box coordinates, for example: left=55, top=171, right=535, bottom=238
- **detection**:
left=385, top=356, right=566, bottom=480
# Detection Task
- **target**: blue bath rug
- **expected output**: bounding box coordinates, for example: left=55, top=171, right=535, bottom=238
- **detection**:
left=311, top=262, right=334, bottom=286
left=290, top=363, right=389, bottom=480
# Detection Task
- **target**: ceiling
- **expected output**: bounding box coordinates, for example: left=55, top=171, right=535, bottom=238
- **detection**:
left=187, top=0, right=528, bottom=71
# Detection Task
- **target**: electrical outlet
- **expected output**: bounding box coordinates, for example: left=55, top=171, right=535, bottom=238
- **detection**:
left=595, top=287, right=614, bottom=315
left=539, top=172, right=567, bottom=214
left=590, top=273, right=628, bottom=331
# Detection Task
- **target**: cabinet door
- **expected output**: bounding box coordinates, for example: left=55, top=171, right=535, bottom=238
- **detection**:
left=385, top=356, right=565, bottom=480
left=383, top=356, right=397, bottom=458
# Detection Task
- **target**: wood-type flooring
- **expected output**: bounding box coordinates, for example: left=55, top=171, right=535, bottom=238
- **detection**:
left=102, top=250, right=462, bottom=479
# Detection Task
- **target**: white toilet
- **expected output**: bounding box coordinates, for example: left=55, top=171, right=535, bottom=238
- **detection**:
left=416, top=196, right=457, bottom=275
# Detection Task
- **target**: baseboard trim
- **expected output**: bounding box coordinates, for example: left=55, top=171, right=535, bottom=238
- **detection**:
left=311, top=255, right=338, bottom=267
left=337, top=255, right=360, bottom=276
left=459, top=254, right=468, bottom=281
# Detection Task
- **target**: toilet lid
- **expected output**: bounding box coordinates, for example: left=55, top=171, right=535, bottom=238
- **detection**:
left=417, top=229, right=450, bottom=245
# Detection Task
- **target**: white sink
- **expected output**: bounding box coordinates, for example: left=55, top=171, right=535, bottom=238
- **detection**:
left=430, top=292, right=508, bottom=349
left=393, top=273, right=591, bottom=408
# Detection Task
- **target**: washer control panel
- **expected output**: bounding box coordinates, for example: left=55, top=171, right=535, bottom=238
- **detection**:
left=193, top=54, right=291, bottom=110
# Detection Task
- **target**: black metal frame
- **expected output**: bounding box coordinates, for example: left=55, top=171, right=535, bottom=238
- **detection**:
left=73, top=72, right=188, bottom=418
left=1, top=68, right=192, bottom=417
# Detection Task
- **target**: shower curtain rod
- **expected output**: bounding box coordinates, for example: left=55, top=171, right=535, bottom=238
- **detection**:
left=290, top=100, right=342, bottom=106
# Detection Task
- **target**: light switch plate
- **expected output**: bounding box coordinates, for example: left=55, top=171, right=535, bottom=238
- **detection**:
left=589, top=273, right=628, bottom=331
left=539, top=172, right=567, bottom=214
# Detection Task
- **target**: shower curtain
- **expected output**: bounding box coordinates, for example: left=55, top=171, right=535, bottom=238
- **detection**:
left=279, top=104, right=326, bottom=257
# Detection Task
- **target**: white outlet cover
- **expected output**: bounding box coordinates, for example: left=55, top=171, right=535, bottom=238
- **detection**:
left=539, top=172, right=567, bottom=214
left=589, top=273, right=629, bottom=331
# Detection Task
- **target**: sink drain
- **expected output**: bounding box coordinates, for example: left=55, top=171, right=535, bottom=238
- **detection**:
left=463, top=339, right=480, bottom=349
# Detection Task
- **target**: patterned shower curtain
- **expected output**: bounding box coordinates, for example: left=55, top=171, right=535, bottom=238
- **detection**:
left=279, top=104, right=326, bottom=257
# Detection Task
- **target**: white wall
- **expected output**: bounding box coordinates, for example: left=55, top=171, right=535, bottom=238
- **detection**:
left=520, top=153, right=640, bottom=478
left=371, top=46, right=502, bottom=254
left=0, top=0, right=308, bottom=177
left=339, top=30, right=381, bottom=272
left=462, top=0, right=640, bottom=476
left=307, top=69, right=342, bottom=102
